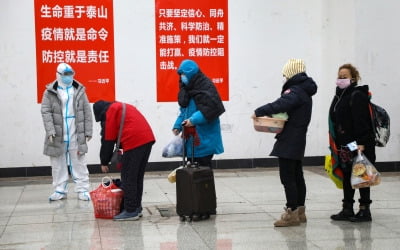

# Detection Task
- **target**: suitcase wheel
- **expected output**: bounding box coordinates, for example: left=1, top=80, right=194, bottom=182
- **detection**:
left=179, top=213, right=210, bottom=222
left=202, top=214, right=210, bottom=220
left=192, top=213, right=210, bottom=221
left=179, top=216, right=192, bottom=222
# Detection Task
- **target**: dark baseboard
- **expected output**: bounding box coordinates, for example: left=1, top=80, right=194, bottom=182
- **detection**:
left=1, top=156, right=399, bottom=178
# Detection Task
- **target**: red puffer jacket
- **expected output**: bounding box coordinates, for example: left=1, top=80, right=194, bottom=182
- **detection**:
left=93, top=101, right=155, bottom=165
left=104, top=102, right=155, bottom=151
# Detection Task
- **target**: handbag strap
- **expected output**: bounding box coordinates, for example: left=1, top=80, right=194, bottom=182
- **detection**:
left=115, top=103, right=126, bottom=150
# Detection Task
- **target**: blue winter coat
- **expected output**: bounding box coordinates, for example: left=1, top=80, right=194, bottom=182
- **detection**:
left=173, top=99, right=224, bottom=158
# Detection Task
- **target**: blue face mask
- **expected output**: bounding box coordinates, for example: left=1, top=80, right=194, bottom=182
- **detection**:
left=181, top=75, right=189, bottom=85
left=61, top=75, right=73, bottom=85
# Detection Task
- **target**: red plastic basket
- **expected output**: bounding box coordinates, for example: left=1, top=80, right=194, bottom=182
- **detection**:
left=90, top=177, right=124, bottom=219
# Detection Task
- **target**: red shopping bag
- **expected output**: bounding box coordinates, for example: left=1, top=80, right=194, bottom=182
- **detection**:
left=90, top=176, right=124, bottom=219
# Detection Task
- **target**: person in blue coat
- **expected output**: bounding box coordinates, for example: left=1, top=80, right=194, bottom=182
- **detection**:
left=254, top=59, right=318, bottom=227
left=172, top=59, right=225, bottom=168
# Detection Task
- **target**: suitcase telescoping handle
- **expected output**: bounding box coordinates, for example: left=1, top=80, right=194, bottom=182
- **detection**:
left=182, top=123, right=186, bottom=167
left=181, top=121, right=197, bottom=168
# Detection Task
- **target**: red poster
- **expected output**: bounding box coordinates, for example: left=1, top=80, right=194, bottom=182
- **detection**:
left=34, top=0, right=115, bottom=103
left=155, top=0, right=229, bottom=102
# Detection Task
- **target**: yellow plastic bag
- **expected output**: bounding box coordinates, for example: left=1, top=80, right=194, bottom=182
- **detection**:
left=324, top=155, right=343, bottom=189
left=167, top=166, right=183, bottom=183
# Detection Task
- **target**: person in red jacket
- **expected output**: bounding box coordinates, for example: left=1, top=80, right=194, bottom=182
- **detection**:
left=93, top=100, right=155, bottom=221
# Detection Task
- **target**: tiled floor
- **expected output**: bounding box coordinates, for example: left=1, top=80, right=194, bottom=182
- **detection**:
left=0, top=167, right=399, bottom=250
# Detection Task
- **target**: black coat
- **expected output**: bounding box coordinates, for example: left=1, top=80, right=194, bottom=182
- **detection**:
left=255, top=73, right=317, bottom=160
left=328, top=84, right=375, bottom=161
left=178, top=71, right=225, bottom=121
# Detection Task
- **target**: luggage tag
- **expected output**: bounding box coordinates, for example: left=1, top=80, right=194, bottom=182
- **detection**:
left=347, top=141, right=358, bottom=151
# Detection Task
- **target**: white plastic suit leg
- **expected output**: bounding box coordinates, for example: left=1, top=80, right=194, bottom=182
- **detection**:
left=68, top=148, right=90, bottom=193
left=49, top=150, right=69, bottom=194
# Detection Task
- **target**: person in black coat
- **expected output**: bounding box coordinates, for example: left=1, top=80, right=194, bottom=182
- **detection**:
left=254, top=59, right=318, bottom=227
left=329, top=63, right=375, bottom=222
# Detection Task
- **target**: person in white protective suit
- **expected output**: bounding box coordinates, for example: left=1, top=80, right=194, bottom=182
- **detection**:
left=41, top=63, right=93, bottom=201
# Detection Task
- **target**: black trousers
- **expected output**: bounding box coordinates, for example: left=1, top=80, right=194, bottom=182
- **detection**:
left=121, top=142, right=154, bottom=212
left=278, top=158, right=306, bottom=210
left=188, top=155, right=214, bottom=168
left=341, top=146, right=375, bottom=205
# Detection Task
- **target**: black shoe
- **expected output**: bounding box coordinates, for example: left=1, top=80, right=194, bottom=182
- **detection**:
left=330, top=209, right=354, bottom=221
left=349, top=208, right=372, bottom=222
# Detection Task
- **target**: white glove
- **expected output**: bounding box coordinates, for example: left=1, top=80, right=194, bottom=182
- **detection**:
left=48, top=134, right=55, bottom=143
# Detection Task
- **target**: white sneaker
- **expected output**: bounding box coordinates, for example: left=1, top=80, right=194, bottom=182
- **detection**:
left=49, top=192, right=67, bottom=201
left=78, top=192, right=91, bottom=201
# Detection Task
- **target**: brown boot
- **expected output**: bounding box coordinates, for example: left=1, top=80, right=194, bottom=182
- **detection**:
left=274, top=208, right=300, bottom=227
left=298, top=206, right=307, bottom=223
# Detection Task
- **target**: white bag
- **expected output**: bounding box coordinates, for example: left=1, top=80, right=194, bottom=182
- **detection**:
left=162, top=135, right=183, bottom=158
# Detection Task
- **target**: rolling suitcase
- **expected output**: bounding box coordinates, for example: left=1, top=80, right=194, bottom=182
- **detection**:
left=176, top=126, right=217, bottom=222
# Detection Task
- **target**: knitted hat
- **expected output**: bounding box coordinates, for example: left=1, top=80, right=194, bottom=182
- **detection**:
left=282, top=59, right=306, bottom=79
left=177, top=59, right=199, bottom=81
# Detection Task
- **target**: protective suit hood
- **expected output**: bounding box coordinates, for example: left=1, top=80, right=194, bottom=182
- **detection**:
left=56, top=63, right=75, bottom=86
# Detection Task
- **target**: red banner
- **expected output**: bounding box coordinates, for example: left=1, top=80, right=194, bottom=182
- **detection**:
left=34, top=0, right=115, bottom=103
left=155, top=0, right=229, bottom=102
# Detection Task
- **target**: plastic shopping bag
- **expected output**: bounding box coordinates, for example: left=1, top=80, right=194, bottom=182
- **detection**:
left=90, top=176, right=124, bottom=219
left=351, top=151, right=381, bottom=189
left=162, top=135, right=183, bottom=158
left=167, top=166, right=184, bottom=183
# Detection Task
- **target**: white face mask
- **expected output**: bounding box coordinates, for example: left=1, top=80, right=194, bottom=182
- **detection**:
left=336, top=78, right=351, bottom=89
